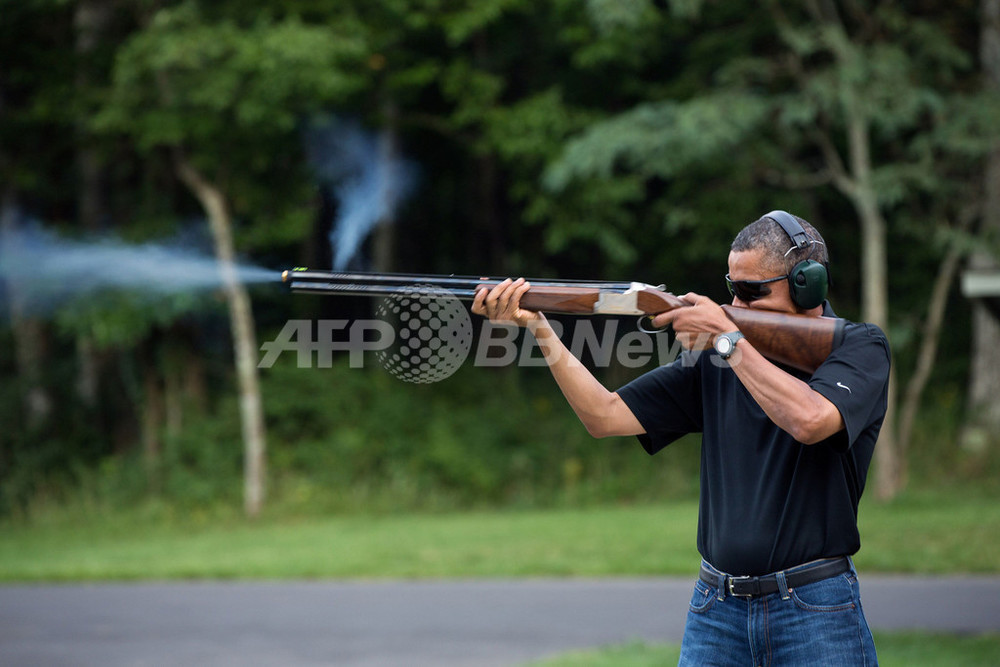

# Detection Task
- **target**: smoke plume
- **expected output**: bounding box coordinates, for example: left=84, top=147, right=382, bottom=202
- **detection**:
left=0, top=210, right=274, bottom=317
left=305, top=117, right=417, bottom=270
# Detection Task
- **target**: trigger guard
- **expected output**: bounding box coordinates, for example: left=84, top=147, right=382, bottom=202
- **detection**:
left=637, top=315, right=669, bottom=334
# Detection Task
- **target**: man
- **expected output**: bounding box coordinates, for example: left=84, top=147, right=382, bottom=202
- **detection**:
left=472, top=211, right=889, bottom=665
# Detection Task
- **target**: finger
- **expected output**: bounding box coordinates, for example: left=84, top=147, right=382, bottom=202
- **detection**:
left=486, top=278, right=513, bottom=304
left=496, top=278, right=524, bottom=315
left=513, top=280, right=531, bottom=311
left=650, top=309, right=681, bottom=329
left=679, top=292, right=703, bottom=305
left=676, top=331, right=713, bottom=351
left=471, top=287, right=487, bottom=315
left=506, top=278, right=530, bottom=312
left=484, top=279, right=513, bottom=314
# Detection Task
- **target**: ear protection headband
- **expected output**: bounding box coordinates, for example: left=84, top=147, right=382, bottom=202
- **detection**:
left=764, top=210, right=830, bottom=310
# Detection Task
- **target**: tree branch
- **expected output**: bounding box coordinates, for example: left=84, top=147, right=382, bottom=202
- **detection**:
left=898, top=203, right=979, bottom=455
left=811, top=127, right=857, bottom=196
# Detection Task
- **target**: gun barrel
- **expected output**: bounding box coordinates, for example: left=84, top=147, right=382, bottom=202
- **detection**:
left=287, top=281, right=482, bottom=301
left=281, top=268, right=634, bottom=293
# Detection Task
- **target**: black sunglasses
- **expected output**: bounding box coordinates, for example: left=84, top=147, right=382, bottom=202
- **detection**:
left=725, top=273, right=788, bottom=302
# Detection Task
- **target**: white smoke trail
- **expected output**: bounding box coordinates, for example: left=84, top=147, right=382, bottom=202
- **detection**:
left=305, top=117, right=417, bottom=270
left=0, top=210, right=274, bottom=316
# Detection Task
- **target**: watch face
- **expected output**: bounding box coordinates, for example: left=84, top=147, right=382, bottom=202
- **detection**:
left=716, top=337, right=732, bottom=355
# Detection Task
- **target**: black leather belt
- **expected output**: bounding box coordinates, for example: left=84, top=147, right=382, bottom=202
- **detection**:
left=699, top=557, right=850, bottom=598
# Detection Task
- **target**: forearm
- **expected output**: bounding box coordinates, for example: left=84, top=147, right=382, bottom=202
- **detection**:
left=529, top=316, right=643, bottom=438
left=728, top=340, right=843, bottom=444
left=654, top=292, right=843, bottom=444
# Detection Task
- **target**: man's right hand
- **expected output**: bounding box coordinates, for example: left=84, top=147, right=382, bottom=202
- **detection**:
left=471, top=278, right=542, bottom=327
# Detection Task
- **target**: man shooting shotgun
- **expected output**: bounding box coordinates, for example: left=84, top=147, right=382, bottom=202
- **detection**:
left=283, top=210, right=888, bottom=663
left=472, top=211, right=889, bottom=665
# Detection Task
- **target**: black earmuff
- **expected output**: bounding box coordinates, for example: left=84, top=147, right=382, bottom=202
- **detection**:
left=764, top=210, right=830, bottom=310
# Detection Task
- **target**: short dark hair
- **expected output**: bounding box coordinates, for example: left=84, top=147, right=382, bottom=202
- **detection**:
left=731, top=213, right=829, bottom=275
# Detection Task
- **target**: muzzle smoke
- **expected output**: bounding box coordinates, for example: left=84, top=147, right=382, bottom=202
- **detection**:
left=0, top=209, right=274, bottom=317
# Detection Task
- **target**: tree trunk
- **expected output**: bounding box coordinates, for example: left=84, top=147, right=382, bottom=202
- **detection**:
left=898, top=228, right=967, bottom=462
left=373, top=97, right=399, bottom=273
left=141, top=354, right=163, bottom=494
left=74, top=0, right=111, bottom=231
left=964, top=0, right=1000, bottom=451
left=74, top=0, right=112, bottom=409
left=844, top=111, right=903, bottom=501
left=174, top=152, right=267, bottom=518
left=163, top=337, right=186, bottom=443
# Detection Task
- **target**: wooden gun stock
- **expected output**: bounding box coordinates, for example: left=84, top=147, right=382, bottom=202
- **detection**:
left=496, top=284, right=845, bottom=373
left=720, top=305, right=845, bottom=374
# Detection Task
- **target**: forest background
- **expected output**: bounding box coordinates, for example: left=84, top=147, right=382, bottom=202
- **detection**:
left=2, top=0, right=1000, bottom=524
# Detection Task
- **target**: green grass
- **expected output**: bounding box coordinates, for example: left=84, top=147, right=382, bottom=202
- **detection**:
left=1, top=488, right=998, bottom=581
left=528, top=633, right=1000, bottom=666
left=872, top=631, right=1000, bottom=666
left=856, top=488, right=1000, bottom=573
left=0, top=504, right=701, bottom=581
left=530, top=640, right=681, bottom=666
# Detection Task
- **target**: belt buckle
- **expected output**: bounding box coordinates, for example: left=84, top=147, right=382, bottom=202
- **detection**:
left=728, top=575, right=753, bottom=598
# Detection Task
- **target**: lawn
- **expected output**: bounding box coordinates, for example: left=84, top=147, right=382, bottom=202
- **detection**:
left=529, top=633, right=1000, bottom=666
left=1, top=489, right=998, bottom=580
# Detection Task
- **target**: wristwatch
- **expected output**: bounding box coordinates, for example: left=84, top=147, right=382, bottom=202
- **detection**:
left=714, top=331, right=745, bottom=360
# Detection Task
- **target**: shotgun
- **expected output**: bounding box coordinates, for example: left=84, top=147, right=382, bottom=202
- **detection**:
left=281, top=268, right=845, bottom=373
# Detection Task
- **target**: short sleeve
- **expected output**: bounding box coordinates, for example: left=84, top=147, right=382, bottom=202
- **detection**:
left=616, top=352, right=704, bottom=455
left=808, top=322, right=891, bottom=451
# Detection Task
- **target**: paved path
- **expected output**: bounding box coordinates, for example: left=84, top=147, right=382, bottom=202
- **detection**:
left=1, top=577, right=998, bottom=666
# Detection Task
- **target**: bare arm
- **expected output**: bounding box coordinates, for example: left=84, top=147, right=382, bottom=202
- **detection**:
left=653, top=293, right=844, bottom=444
left=471, top=279, right=644, bottom=438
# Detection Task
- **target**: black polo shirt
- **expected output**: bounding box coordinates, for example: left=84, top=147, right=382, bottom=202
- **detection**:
left=616, top=303, right=890, bottom=576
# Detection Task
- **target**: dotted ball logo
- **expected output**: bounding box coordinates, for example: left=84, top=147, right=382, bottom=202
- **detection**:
left=375, top=286, right=474, bottom=383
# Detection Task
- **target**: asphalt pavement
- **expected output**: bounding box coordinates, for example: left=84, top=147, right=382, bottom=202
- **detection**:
left=1, top=576, right=998, bottom=666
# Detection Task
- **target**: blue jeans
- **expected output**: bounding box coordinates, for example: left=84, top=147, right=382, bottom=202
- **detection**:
left=679, top=559, right=878, bottom=666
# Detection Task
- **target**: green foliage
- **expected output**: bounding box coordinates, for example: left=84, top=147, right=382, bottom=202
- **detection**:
left=545, top=94, right=770, bottom=189
left=17, top=354, right=699, bottom=517
left=482, top=89, right=646, bottom=270
left=259, top=358, right=700, bottom=512
left=585, top=0, right=656, bottom=34
left=573, top=0, right=664, bottom=69
left=11, top=341, right=986, bottom=520
left=54, top=290, right=218, bottom=348
left=1, top=0, right=996, bottom=521
left=440, top=0, right=531, bottom=45
left=94, top=1, right=367, bottom=187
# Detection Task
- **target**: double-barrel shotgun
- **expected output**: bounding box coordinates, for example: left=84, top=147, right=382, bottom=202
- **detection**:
left=281, top=268, right=845, bottom=373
